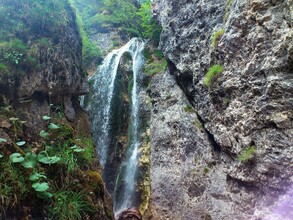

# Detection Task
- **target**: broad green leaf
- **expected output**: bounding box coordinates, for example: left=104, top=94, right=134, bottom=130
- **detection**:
left=16, top=141, right=26, bottom=146
left=32, top=182, right=49, bottom=192
left=29, top=173, right=47, bottom=182
left=0, top=153, right=3, bottom=158
left=21, top=153, right=37, bottom=168
left=48, top=123, right=60, bottom=130
left=0, top=138, right=7, bottom=143
left=42, top=115, right=51, bottom=121
left=10, top=153, right=24, bottom=163
left=38, top=151, right=60, bottom=164
left=39, top=130, right=49, bottom=138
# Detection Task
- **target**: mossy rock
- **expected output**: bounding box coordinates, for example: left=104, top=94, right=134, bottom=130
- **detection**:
left=85, top=171, right=104, bottom=194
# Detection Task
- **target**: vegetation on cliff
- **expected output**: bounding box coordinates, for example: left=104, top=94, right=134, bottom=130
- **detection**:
left=0, top=0, right=113, bottom=219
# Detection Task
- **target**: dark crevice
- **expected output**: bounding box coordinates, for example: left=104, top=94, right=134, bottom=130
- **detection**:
left=167, top=59, right=195, bottom=105
left=167, top=59, right=222, bottom=153
left=196, top=112, right=222, bottom=153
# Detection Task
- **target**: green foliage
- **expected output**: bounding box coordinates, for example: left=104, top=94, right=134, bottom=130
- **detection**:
left=137, top=0, right=162, bottom=45
left=183, top=105, right=194, bottom=113
left=48, top=123, right=60, bottom=130
left=49, top=190, right=93, bottom=220
left=224, top=0, right=233, bottom=22
left=42, top=115, right=51, bottom=121
left=69, top=0, right=102, bottom=68
left=203, top=167, right=209, bottom=174
left=38, top=151, right=61, bottom=165
left=39, top=130, right=49, bottom=138
left=0, top=0, right=73, bottom=94
left=237, top=146, right=257, bottom=162
left=0, top=157, right=29, bottom=211
left=0, top=109, right=100, bottom=217
left=94, top=0, right=141, bottom=36
left=16, top=141, right=26, bottom=146
left=203, top=64, right=224, bottom=87
left=211, top=28, right=225, bottom=48
left=144, top=59, right=167, bottom=77
left=9, top=153, right=24, bottom=163
left=21, top=153, right=37, bottom=168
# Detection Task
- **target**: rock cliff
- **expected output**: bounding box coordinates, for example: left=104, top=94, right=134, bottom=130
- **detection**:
left=149, top=0, right=293, bottom=219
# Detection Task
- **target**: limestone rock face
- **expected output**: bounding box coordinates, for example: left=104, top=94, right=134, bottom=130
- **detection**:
left=150, top=0, right=293, bottom=219
left=16, top=7, right=89, bottom=133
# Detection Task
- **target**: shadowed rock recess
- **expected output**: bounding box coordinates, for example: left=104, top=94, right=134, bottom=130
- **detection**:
left=149, top=0, right=293, bottom=219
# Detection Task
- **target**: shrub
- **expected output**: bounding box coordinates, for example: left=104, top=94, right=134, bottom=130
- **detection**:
left=237, top=146, right=256, bottom=162
left=203, top=64, right=224, bottom=87
left=211, top=28, right=225, bottom=48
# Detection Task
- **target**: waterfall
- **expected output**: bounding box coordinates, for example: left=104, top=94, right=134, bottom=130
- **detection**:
left=84, top=38, right=145, bottom=213
left=113, top=38, right=145, bottom=214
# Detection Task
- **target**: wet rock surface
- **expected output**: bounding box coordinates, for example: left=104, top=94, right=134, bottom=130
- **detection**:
left=150, top=0, right=293, bottom=219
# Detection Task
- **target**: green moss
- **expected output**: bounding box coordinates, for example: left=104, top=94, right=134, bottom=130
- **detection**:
left=69, top=0, right=102, bottom=68
left=224, top=0, right=233, bottom=22
left=143, top=58, right=167, bottom=77
left=203, top=167, right=209, bottom=174
left=211, top=28, right=225, bottom=48
left=237, top=146, right=257, bottom=162
left=0, top=157, right=29, bottom=213
left=86, top=171, right=104, bottom=191
left=203, top=64, right=224, bottom=87
left=183, top=105, right=194, bottom=113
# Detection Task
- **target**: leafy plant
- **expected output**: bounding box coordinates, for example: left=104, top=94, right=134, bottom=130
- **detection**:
left=9, top=153, right=24, bottom=163
left=237, top=146, right=257, bottom=162
left=0, top=138, right=7, bottom=143
left=137, top=0, right=162, bottom=45
left=21, top=152, right=37, bottom=168
left=39, top=130, right=49, bottom=138
left=211, top=28, right=224, bottom=48
left=42, top=115, right=51, bottom=121
left=16, top=141, right=26, bottom=146
left=48, top=123, right=60, bottom=130
left=203, top=64, right=224, bottom=87
left=38, top=151, right=61, bottom=165
left=29, top=172, right=52, bottom=198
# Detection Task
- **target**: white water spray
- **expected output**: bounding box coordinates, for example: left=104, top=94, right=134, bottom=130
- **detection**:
left=84, top=38, right=145, bottom=214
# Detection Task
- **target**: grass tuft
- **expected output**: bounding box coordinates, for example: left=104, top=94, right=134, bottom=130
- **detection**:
left=211, top=28, right=225, bottom=48
left=237, top=146, right=257, bottom=162
left=203, top=65, right=224, bottom=87
left=49, top=190, right=93, bottom=220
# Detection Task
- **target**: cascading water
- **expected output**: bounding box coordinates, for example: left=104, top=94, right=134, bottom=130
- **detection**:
left=113, top=38, right=145, bottom=214
left=84, top=38, right=145, bottom=214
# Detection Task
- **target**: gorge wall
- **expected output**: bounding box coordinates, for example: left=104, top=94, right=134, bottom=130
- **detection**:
left=148, top=0, right=293, bottom=219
